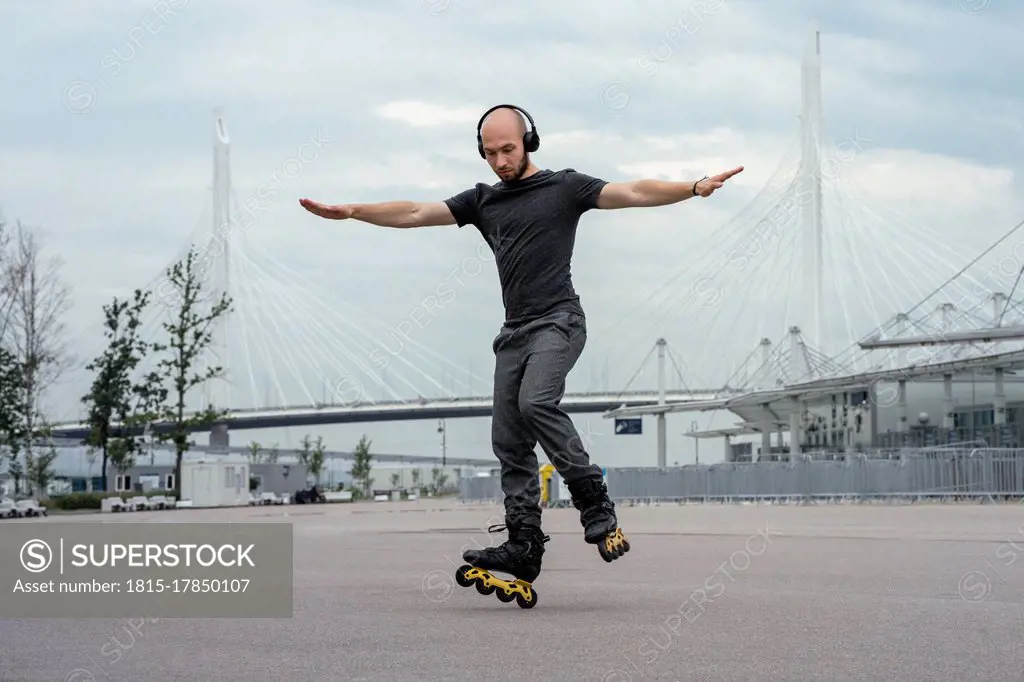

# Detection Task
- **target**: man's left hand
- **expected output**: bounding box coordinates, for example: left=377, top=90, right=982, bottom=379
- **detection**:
left=695, top=166, right=744, bottom=197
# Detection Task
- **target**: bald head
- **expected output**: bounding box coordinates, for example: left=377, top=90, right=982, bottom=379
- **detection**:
left=478, top=106, right=536, bottom=182
left=480, top=107, right=527, bottom=143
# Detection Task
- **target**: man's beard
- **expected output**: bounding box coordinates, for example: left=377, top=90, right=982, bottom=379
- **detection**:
left=501, top=155, right=529, bottom=181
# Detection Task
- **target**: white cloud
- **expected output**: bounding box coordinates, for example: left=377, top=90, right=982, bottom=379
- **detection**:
left=375, top=101, right=481, bottom=128
left=845, top=149, right=1016, bottom=209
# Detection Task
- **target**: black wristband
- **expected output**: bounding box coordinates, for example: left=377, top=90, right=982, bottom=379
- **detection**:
left=693, top=175, right=709, bottom=196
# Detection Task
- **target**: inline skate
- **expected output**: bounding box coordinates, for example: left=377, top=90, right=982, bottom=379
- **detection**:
left=455, top=522, right=549, bottom=609
left=567, top=476, right=630, bottom=562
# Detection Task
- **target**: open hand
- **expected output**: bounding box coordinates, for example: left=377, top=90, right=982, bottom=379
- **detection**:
left=299, top=198, right=354, bottom=220
left=695, top=166, right=744, bottom=197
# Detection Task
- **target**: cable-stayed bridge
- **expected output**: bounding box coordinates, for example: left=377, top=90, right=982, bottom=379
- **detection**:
left=49, top=24, right=1024, bottom=464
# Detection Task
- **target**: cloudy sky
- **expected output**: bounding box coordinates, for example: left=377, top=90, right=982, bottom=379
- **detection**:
left=2, top=0, right=1023, bottom=467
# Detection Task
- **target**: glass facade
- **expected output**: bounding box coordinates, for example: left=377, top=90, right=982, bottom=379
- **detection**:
left=875, top=403, right=1024, bottom=449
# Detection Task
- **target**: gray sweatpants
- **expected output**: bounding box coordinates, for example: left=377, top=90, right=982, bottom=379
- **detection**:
left=490, top=307, right=604, bottom=527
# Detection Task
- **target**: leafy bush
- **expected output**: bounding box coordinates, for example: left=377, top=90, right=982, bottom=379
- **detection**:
left=44, top=492, right=113, bottom=510
left=43, top=490, right=172, bottom=511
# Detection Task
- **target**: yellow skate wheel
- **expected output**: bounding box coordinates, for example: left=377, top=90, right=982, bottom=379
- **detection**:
left=516, top=588, right=537, bottom=609
left=456, top=566, right=499, bottom=595
left=496, top=587, right=516, bottom=602
left=496, top=578, right=532, bottom=604
left=455, top=565, right=474, bottom=587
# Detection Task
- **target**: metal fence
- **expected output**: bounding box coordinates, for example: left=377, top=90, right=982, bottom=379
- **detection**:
left=458, top=448, right=1024, bottom=506
left=459, top=475, right=504, bottom=503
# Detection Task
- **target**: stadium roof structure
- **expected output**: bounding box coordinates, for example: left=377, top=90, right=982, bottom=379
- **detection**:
left=684, top=422, right=789, bottom=440
left=859, top=325, right=1024, bottom=348
left=605, top=348, right=1024, bottom=427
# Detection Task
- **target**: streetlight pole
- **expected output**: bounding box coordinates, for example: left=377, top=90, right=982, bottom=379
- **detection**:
left=437, top=418, right=447, bottom=468
left=690, top=420, right=700, bottom=465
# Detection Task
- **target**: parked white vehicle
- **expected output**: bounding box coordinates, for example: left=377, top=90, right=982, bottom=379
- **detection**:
left=101, top=494, right=176, bottom=512
left=102, top=496, right=129, bottom=513
left=15, top=499, right=47, bottom=517
left=0, top=499, right=23, bottom=518
left=128, top=496, right=152, bottom=511
left=148, top=495, right=172, bottom=509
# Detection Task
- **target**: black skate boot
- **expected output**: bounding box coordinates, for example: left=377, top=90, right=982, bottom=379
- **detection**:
left=567, top=477, right=630, bottom=562
left=455, top=522, right=549, bottom=609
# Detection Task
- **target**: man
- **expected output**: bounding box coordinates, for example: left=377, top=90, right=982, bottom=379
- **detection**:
left=300, top=104, right=742, bottom=591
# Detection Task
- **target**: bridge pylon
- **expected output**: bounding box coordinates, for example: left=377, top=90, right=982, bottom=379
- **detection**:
left=207, top=107, right=232, bottom=413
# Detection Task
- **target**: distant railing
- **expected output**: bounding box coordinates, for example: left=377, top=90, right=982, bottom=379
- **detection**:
left=458, top=448, right=1024, bottom=505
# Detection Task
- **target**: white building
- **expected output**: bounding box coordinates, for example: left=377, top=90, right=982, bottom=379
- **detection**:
left=614, top=348, right=1024, bottom=460
left=179, top=453, right=250, bottom=507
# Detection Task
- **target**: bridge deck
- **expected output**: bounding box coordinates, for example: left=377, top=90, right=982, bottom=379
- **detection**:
left=50, top=389, right=737, bottom=438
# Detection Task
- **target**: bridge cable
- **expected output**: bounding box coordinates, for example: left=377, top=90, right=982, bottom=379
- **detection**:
left=824, top=213, right=1024, bottom=378
left=614, top=342, right=658, bottom=401
left=998, top=266, right=1024, bottom=326
left=248, top=238, right=492, bottom=395
left=664, top=346, right=693, bottom=392
left=904, top=214, right=1024, bottom=321
left=720, top=339, right=764, bottom=390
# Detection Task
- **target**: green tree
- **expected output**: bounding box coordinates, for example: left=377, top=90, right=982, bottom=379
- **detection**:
left=431, top=466, right=449, bottom=495
left=390, top=472, right=400, bottom=489
left=410, top=468, right=420, bottom=489
left=296, top=434, right=313, bottom=472
left=108, top=437, right=136, bottom=486
left=0, top=220, right=25, bottom=491
left=349, top=434, right=373, bottom=498
left=150, top=247, right=233, bottom=499
left=1, top=220, right=71, bottom=495
left=0, top=345, right=27, bottom=493
left=309, top=436, right=326, bottom=486
left=81, top=289, right=154, bottom=492
left=83, top=444, right=100, bottom=491
left=296, top=435, right=326, bottom=485
left=247, top=440, right=262, bottom=464
left=25, top=422, right=58, bottom=498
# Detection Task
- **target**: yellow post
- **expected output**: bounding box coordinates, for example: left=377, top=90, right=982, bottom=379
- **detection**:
left=539, top=464, right=555, bottom=505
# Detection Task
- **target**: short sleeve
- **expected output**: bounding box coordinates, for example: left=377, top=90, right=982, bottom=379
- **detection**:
left=563, top=170, right=609, bottom=212
left=443, top=187, right=480, bottom=227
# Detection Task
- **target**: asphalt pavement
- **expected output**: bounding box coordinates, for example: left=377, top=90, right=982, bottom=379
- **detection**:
left=2, top=499, right=1023, bottom=681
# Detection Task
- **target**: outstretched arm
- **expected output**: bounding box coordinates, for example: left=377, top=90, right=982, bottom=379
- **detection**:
left=298, top=198, right=457, bottom=228
left=595, top=166, right=744, bottom=209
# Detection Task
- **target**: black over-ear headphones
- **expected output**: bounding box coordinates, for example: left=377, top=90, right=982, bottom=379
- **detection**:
left=476, top=104, right=540, bottom=160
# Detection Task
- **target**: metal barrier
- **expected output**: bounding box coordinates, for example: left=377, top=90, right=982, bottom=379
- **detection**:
left=458, top=449, right=1024, bottom=505
left=459, top=475, right=503, bottom=503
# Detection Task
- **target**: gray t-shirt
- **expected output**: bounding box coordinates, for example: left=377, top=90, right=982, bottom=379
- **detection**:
left=444, top=168, right=607, bottom=327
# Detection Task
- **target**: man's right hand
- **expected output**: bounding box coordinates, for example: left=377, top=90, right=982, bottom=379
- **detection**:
left=299, top=198, right=353, bottom=220
left=299, top=198, right=458, bottom=228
